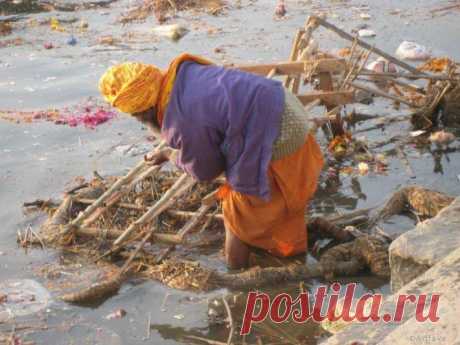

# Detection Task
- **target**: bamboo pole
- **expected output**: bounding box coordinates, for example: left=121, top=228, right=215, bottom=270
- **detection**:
left=359, top=70, right=458, bottom=81
left=350, top=82, right=421, bottom=108
left=284, top=29, right=304, bottom=88
left=168, top=209, right=223, bottom=221
left=60, top=159, right=148, bottom=236
left=76, top=198, right=146, bottom=211
left=396, top=146, right=416, bottom=179
left=233, top=59, right=346, bottom=76
left=310, top=15, right=424, bottom=75
left=266, top=68, right=277, bottom=79
left=81, top=164, right=162, bottom=227
left=292, top=20, right=319, bottom=93
left=113, top=174, right=195, bottom=246
left=74, top=198, right=224, bottom=220
left=297, top=90, right=355, bottom=106
left=356, top=76, right=426, bottom=94
left=177, top=202, right=214, bottom=239
left=60, top=143, right=166, bottom=236
left=304, top=98, right=321, bottom=112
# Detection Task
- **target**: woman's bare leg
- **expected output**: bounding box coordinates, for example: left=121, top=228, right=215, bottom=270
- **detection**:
left=225, top=226, right=250, bottom=269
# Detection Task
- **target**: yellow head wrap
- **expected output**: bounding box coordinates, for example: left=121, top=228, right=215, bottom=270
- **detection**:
left=98, top=62, right=164, bottom=114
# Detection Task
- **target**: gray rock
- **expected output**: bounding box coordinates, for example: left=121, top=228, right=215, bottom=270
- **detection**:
left=389, top=196, right=460, bottom=292
left=321, top=246, right=460, bottom=345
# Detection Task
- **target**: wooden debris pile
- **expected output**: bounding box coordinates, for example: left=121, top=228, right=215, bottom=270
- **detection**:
left=24, top=142, right=455, bottom=303
left=120, top=0, right=225, bottom=23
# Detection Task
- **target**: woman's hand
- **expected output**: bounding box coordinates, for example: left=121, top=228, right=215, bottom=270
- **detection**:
left=144, top=148, right=173, bottom=165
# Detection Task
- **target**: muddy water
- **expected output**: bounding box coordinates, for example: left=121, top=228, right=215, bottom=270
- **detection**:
left=1, top=0, right=460, bottom=343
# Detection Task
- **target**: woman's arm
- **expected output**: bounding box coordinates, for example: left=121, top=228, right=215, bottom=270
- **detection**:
left=168, top=125, right=225, bottom=182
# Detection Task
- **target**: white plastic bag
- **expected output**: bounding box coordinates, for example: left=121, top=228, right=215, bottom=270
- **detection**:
left=358, top=29, right=376, bottom=37
left=395, top=41, right=431, bottom=60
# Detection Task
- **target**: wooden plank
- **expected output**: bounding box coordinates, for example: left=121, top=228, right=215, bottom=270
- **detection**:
left=284, top=29, right=304, bottom=88
left=297, top=91, right=355, bottom=106
left=318, top=71, right=335, bottom=110
left=231, top=59, right=346, bottom=76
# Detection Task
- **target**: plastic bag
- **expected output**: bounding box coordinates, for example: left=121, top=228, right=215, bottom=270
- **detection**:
left=395, top=41, right=430, bottom=60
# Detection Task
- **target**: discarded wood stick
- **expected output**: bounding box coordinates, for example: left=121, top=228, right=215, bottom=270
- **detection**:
left=339, top=40, right=363, bottom=89
left=153, top=202, right=214, bottom=244
left=167, top=209, right=224, bottom=221
left=185, top=335, right=227, bottom=345
left=222, top=295, right=234, bottom=345
left=60, top=160, right=147, bottom=236
left=76, top=198, right=146, bottom=211
left=291, top=21, right=318, bottom=93
left=23, top=199, right=60, bottom=209
left=113, top=174, right=195, bottom=246
left=233, top=59, right=346, bottom=76
left=311, top=15, right=423, bottom=75
left=304, top=98, right=321, bottom=112
left=60, top=271, right=125, bottom=304
left=155, top=245, right=176, bottom=264
left=117, top=180, right=197, bottom=271
left=297, top=90, right=354, bottom=106
left=356, top=76, right=427, bottom=94
left=284, top=29, right=303, bottom=88
left=359, top=70, right=458, bottom=81
left=65, top=182, right=89, bottom=195
left=75, top=199, right=224, bottom=220
left=266, top=68, right=277, bottom=79
left=368, top=186, right=454, bottom=227
left=176, top=202, right=214, bottom=239
left=395, top=146, right=416, bottom=179
left=60, top=143, right=166, bottom=236
left=350, top=82, right=420, bottom=108
left=81, top=164, right=162, bottom=228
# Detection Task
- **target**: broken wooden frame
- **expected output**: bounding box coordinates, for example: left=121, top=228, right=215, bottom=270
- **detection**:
left=228, top=15, right=454, bottom=135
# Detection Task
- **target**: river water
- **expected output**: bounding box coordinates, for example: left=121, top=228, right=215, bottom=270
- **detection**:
left=1, top=0, right=460, bottom=344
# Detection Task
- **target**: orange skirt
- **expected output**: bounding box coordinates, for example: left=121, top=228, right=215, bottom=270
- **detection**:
left=220, top=133, right=324, bottom=257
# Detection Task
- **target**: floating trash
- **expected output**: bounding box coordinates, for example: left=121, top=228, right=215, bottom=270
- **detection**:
left=67, top=36, right=77, bottom=46
left=396, top=41, right=431, bottom=61
left=79, top=20, right=89, bottom=30
left=429, top=130, right=455, bottom=146
left=0, top=279, right=51, bottom=321
left=50, top=18, right=65, bottom=32
left=417, top=57, right=453, bottom=73
left=410, top=130, right=426, bottom=137
left=105, top=308, right=127, bottom=320
left=152, top=24, right=189, bottom=41
left=0, top=99, right=117, bottom=129
left=366, top=57, right=397, bottom=73
left=274, top=0, right=286, bottom=18
left=358, top=29, right=376, bottom=37
left=358, top=162, right=370, bottom=175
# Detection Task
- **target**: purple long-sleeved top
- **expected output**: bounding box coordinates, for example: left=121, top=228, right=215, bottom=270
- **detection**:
left=161, top=61, right=285, bottom=200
